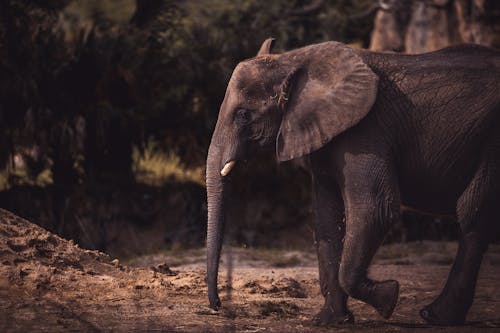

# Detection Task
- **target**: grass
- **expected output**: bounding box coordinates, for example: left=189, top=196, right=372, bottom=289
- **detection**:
left=0, top=164, right=53, bottom=191
left=1, top=139, right=204, bottom=190
left=132, top=140, right=204, bottom=186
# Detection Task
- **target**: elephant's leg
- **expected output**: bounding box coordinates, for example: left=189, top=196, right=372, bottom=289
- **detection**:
left=420, top=155, right=498, bottom=325
left=338, top=167, right=401, bottom=319
left=311, top=172, right=352, bottom=325
left=420, top=232, right=489, bottom=325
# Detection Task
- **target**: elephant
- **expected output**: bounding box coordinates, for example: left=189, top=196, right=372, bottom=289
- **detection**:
left=206, top=38, right=500, bottom=326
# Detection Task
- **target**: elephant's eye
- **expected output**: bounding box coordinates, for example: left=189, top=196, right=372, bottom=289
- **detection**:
left=235, top=108, right=251, bottom=126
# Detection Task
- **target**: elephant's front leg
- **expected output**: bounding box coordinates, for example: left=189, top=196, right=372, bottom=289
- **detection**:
left=311, top=168, right=353, bottom=325
left=338, top=161, right=401, bottom=319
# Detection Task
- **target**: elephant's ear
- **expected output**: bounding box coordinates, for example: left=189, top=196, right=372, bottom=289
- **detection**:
left=276, top=43, right=379, bottom=161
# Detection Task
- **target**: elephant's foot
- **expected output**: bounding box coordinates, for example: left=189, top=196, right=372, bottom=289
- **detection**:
left=369, top=280, right=399, bottom=319
left=420, top=300, right=467, bottom=326
left=312, top=307, right=354, bottom=326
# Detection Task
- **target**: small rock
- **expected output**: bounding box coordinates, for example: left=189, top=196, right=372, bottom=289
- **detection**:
left=151, top=263, right=177, bottom=276
left=195, top=307, right=219, bottom=316
left=111, top=259, right=120, bottom=266
left=135, top=284, right=144, bottom=290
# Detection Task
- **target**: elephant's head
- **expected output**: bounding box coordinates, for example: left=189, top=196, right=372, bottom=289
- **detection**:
left=206, top=39, right=379, bottom=309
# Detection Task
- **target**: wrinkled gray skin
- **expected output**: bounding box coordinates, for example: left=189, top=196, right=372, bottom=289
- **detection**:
left=206, top=38, right=500, bottom=326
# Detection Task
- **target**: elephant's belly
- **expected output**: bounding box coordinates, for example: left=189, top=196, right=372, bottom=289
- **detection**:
left=397, top=132, right=485, bottom=215
left=399, top=186, right=458, bottom=216
left=398, top=164, right=475, bottom=216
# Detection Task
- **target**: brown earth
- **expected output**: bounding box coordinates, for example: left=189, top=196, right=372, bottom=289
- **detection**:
left=1, top=208, right=499, bottom=332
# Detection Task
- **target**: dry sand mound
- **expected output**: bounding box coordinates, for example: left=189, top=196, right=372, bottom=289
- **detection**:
left=0, top=208, right=200, bottom=331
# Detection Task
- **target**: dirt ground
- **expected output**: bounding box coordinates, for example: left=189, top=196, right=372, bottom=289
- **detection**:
left=1, top=208, right=499, bottom=332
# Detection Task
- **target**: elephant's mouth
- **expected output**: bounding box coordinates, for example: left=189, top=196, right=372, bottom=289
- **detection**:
left=220, top=160, right=236, bottom=176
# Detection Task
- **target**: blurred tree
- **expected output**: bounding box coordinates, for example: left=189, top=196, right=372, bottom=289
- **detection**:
left=367, top=0, right=500, bottom=53
left=454, top=0, right=500, bottom=48
left=368, top=0, right=412, bottom=52
left=0, top=0, right=186, bottom=185
left=0, top=0, right=80, bottom=187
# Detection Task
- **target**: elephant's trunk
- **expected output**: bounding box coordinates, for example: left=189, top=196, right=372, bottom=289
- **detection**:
left=206, top=143, right=227, bottom=309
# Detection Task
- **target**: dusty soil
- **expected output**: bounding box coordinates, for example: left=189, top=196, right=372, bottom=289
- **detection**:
left=1, top=208, right=499, bottom=332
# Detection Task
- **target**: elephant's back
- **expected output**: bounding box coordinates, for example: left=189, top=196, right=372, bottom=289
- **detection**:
left=360, top=43, right=500, bottom=71
left=362, top=46, right=500, bottom=214
left=361, top=45, right=500, bottom=98
left=365, top=44, right=500, bottom=129
left=430, top=44, right=500, bottom=68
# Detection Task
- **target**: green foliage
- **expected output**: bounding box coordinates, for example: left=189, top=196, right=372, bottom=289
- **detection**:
left=0, top=0, right=374, bottom=188
left=132, top=139, right=204, bottom=185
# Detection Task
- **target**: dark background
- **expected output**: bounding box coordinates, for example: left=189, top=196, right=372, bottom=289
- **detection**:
left=0, top=0, right=499, bottom=258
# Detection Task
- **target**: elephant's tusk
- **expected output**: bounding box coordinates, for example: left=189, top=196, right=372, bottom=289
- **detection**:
left=220, top=161, right=236, bottom=176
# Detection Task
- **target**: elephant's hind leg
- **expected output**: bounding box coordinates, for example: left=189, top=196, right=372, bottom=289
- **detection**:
left=420, top=232, right=489, bottom=325
left=420, top=146, right=499, bottom=325
left=311, top=161, right=353, bottom=325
